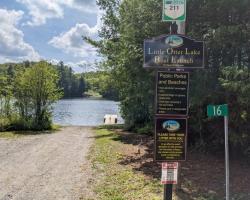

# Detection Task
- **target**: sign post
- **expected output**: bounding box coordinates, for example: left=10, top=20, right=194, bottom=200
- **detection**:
left=155, top=1, right=193, bottom=199
left=224, top=115, right=229, bottom=200
left=155, top=117, right=187, bottom=200
left=207, top=104, right=229, bottom=200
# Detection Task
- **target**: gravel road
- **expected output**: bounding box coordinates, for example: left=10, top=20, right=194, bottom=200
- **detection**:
left=0, top=127, right=94, bottom=200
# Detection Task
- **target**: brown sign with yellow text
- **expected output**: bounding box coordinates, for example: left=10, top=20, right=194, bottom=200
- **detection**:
left=155, top=117, right=187, bottom=162
left=156, top=71, right=189, bottom=116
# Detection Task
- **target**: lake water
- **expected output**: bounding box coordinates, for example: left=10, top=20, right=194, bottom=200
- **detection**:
left=52, top=98, right=124, bottom=126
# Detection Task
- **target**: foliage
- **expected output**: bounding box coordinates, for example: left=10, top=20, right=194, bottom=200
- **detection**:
left=56, top=61, right=86, bottom=98
left=91, top=0, right=250, bottom=156
left=84, top=71, right=119, bottom=100
left=93, top=0, right=168, bottom=130
left=186, top=0, right=250, bottom=155
left=14, top=61, right=62, bottom=130
left=0, top=61, right=62, bottom=131
left=90, top=128, right=162, bottom=200
left=219, top=66, right=250, bottom=156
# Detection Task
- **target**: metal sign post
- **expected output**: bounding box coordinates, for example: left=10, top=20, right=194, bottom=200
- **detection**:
left=224, top=115, right=229, bottom=200
left=164, top=184, right=173, bottom=200
left=161, top=163, right=178, bottom=200
left=207, top=104, right=229, bottom=200
left=156, top=1, right=191, bottom=199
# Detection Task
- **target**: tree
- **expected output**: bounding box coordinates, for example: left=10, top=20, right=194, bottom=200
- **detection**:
left=56, top=61, right=86, bottom=98
left=92, top=0, right=168, bottom=130
left=78, top=76, right=86, bottom=97
left=14, top=61, right=62, bottom=130
left=91, top=0, right=250, bottom=156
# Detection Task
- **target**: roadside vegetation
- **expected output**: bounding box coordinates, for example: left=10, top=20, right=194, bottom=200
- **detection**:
left=89, top=127, right=162, bottom=200
left=0, top=61, right=62, bottom=131
left=89, top=127, right=250, bottom=200
left=86, top=0, right=250, bottom=159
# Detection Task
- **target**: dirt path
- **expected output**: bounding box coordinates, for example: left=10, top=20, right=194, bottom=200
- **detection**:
left=0, top=127, right=94, bottom=200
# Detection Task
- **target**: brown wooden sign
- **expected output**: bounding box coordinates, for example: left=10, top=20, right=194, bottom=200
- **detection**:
left=144, top=34, right=204, bottom=69
left=156, top=71, right=189, bottom=116
left=155, top=117, right=187, bottom=162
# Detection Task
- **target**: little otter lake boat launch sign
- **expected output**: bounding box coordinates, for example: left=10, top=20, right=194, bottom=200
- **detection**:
left=144, top=34, right=204, bottom=69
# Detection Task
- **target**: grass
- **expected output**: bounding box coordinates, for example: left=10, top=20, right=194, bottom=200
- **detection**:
left=0, top=124, right=61, bottom=139
left=97, top=124, right=124, bottom=130
left=88, top=128, right=162, bottom=200
left=89, top=128, right=239, bottom=200
left=0, top=131, right=22, bottom=139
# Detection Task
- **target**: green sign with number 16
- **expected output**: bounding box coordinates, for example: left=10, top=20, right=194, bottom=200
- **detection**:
left=207, top=104, right=228, bottom=117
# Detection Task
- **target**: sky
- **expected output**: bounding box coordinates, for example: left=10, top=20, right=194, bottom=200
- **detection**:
left=0, top=0, right=101, bottom=72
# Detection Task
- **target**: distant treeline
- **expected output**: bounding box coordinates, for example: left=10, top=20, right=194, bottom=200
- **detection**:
left=84, top=71, right=119, bottom=101
left=0, top=61, right=86, bottom=98
left=0, top=61, right=118, bottom=100
left=56, top=61, right=86, bottom=98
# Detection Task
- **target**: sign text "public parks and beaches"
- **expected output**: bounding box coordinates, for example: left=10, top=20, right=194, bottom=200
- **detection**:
left=156, top=71, right=189, bottom=116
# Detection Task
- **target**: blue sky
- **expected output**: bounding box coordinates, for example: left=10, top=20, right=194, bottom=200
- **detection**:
left=0, top=0, right=101, bottom=72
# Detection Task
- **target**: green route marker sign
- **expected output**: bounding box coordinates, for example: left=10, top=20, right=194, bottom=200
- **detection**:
left=162, top=0, right=186, bottom=22
left=207, top=104, right=228, bottom=117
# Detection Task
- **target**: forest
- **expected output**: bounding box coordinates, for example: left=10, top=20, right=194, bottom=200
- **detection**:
left=90, top=0, right=250, bottom=158
left=0, top=61, right=118, bottom=131
left=1, top=0, right=250, bottom=158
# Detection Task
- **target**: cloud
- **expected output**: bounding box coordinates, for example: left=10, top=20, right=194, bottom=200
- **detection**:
left=48, top=13, right=102, bottom=59
left=16, top=0, right=98, bottom=26
left=47, top=59, right=98, bottom=73
left=0, top=9, right=40, bottom=63
left=66, top=61, right=98, bottom=73
left=63, top=0, right=97, bottom=12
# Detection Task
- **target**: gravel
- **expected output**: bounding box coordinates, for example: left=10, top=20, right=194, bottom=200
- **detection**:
left=0, top=127, right=94, bottom=200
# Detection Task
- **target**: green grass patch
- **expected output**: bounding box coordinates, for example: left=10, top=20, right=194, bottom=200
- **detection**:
left=89, top=128, right=162, bottom=200
left=0, top=131, right=22, bottom=139
left=97, top=124, right=124, bottom=130
left=51, top=124, right=62, bottom=131
left=0, top=125, right=61, bottom=139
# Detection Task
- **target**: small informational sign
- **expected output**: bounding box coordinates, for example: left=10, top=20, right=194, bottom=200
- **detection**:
left=161, top=162, right=178, bottom=184
left=207, top=104, right=228, bottom=117
left=144, top=34, right=204, bottom=69
left=162, top=0, right=186, bottom=22
left=156, top=71, right=189, bottom=116
left=155, top=117, right=187, bottom=162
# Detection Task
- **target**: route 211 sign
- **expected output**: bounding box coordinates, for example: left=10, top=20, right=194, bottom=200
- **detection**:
left=162, top=0, right=186, bottom=22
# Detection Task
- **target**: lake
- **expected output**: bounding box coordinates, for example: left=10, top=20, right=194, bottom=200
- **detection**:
left=52, top=98, right=124, bottom=126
